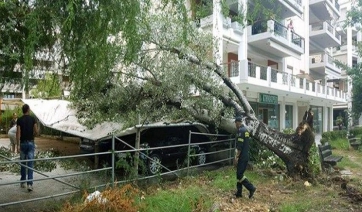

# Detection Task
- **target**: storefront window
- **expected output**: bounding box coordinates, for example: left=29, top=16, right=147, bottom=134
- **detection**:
left=258, top=103, right=279, bottom=130
left=285, top=105, right=293, bottom=129
left=250, top=100, right=280, bottom=131
left=311, top=106, right=323, bottom=134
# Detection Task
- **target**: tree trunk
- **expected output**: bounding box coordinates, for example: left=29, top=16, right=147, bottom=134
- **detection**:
left=192, top=108, right=314, bottom=177
left=164, top=47, right=315, bottom=177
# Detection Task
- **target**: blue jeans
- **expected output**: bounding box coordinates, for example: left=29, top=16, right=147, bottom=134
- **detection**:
left=20, top=141, right=35, bottom=185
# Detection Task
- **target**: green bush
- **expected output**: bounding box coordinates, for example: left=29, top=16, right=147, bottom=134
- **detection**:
left=306, top=144, right=321, bottom=178
left=322, top=130, right=347, bottom=140
left=282, top=128, right=295, bottom=134
left=350, top=127, right=362, bottom=136
left=0, top=106, right=21, bottom=132
left=320, top=138, right=329, bottom=145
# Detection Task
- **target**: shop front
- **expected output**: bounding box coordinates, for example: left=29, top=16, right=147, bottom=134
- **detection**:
left=250, top=93, right=280, bottom=130
left=310, top=105, right=323, bottom=134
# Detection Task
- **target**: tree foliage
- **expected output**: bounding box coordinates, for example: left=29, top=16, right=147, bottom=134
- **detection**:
left=1, top=0, right=314, bottom=176
left=30, top=73, right=62, bottom=98
left=339, top=1, right=362, bottom=119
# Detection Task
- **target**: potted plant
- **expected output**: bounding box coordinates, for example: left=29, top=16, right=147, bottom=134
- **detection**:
left=220, top=0, right=231, bottom=27
left=336, top=115, right=344, bottom=130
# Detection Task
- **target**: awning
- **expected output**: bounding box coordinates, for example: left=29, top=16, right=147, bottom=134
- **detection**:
left=22, top=99, right=209, bottom=141
left=22, top=99, right=123, bottom=141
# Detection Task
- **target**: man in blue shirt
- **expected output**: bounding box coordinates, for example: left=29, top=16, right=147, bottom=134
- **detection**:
left=234, top=116, right=256, bottom=198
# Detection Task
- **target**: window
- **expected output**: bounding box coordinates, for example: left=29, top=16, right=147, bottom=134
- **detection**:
left=285, top=105, right=293, bottom=129
left=230, top=60, right=239, bottom=77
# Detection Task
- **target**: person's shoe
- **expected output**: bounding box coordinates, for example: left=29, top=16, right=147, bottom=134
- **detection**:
left=20, top=183, right=26, bottom=188
left=27, top=185, right=33, bottom=192
left=249, top=188, right=256, bottom=199
left=235, top=192, right=242, bottom=198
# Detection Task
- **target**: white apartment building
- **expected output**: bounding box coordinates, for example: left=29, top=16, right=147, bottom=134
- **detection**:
left=195, top=0, right=352, bottom=134
left=334, top=0, right=362, bottom=126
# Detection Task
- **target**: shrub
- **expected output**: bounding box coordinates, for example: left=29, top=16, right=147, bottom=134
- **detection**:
left=322, top=130, right=347, bottom=140
left=350, top=127, right=362, bottom=136
left=0, top=106, right=21, bottom=132
left=282, top=128, right=295, bottom=134
left=306, top=144, right=321, bottom=178
left=320, top=138, right=328, bottom=145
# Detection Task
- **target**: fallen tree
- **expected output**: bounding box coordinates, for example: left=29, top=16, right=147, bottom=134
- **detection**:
left=0, top=0, right=315, bottom=177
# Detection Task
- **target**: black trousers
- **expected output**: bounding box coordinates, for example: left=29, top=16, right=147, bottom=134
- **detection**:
left=236, top=159, right=248, bottom=181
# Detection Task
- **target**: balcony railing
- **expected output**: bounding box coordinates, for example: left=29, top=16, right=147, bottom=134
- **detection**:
left=260, top=66, right=267, bottom=80
left=249, top=63, right=256, bottom=78
left=291, top=31, right=304, bottom=48
left=310, top=53, right=341, bottom=73
left=290, top=0, right=302, bottom=6
left=274, top=21, right=288, bottom=39
left=251, top=20, right=305, bottom=49
left=335, top=0, right=340, bottom=11
left=228, top=61, right=347, bottom=101
left=310, top=21, right=341, bottom=41
left=230, top=61, right=239, bottom=77
left=271, top=69, right=278, bottom=83
left=251, top=21, right=268, bottom=35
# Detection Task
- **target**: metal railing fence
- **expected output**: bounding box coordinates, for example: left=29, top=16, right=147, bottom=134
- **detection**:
left=0, top=132, right=234, bottom=208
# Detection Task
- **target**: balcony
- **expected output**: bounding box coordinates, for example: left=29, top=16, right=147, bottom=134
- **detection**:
left=199, top=14, right=243, bottom=38
left=310, top=53, right=341, bottom=75
left=247, top=20, right=304, bottom=59
left=333, top=44, right=359, bottom=58
left=310, top=22, right=341, bottom=48
left=256, top=0, right=303, bottom=19
left=309, top=0, right=340, bottom=20
left=227, top=60, right=347, bottom=103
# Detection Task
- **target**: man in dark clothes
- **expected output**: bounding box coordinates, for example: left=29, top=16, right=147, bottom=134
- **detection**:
left=234, top=116, right=256, bottom=198
left=16, top=104, right=38, bottom=192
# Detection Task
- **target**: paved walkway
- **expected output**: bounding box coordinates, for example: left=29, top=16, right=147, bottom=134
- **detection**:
left=0, top=137, right=89, bottom=212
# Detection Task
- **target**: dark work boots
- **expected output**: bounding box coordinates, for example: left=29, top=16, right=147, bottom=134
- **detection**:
left=235, top=182, right=242, bottom=198
left=242, top=179, right=256, bottom=199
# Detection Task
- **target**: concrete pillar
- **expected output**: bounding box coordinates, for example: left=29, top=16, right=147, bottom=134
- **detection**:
left=323, top=106, right=328, bottom=132
left=303, top=0, right=310, bottom=75
left=357, top=31, right=362, bottom=66
left=293, top=102, right=298, bottom=129
left=280, top=97, right=286, bottom=130
left=213, top=0, right=223, bottom=65
left=330, top=106, right=333, bottom=131
left=238, top=0, right=248, bottom=80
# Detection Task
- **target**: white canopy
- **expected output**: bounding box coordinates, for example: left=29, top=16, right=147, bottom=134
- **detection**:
left=22, top=99, right=123, bottom=141
left=22, top=99, right=209, bottom=141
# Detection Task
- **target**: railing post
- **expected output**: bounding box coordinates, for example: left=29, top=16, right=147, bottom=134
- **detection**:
left=288, top=73, right=291, bottom=91
left=187, top=130, right=191, bottom=177
left=303, top=78, right=306, bottom=93
left=111, top=133, right=115, bottom=187
left=256, top=66, right=260, bottom=79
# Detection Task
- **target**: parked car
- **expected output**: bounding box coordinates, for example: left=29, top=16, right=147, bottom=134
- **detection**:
left=79, top=121, right=210, bottom=174
left=138, top=131, right=207, bottom=175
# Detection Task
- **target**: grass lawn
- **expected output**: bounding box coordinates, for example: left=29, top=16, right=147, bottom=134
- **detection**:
left=60, top=135, right=362, bottom=212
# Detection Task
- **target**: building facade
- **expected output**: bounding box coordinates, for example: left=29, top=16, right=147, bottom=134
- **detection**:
left=334, top=0, right=362, bottom=126
left=194, top=0, right=354, bottom=133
